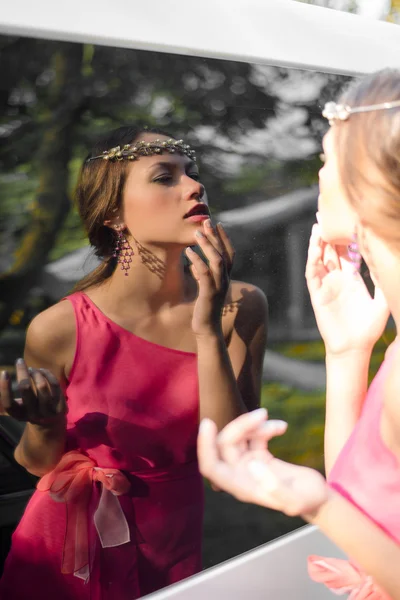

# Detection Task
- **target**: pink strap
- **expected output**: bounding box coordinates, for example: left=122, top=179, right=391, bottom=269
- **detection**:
left=308, top=555, right=392, bottom=599
left=37, top=451, right=131, bottom=582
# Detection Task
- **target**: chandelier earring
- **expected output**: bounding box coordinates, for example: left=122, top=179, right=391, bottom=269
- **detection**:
left=113, top=226, right=134, bottom=276
left=347, top=230, right=362, bottom=275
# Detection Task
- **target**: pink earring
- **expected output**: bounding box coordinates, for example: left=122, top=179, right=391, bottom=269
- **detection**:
left=113, top=227, right=134, bottom=276
left=347, top=231, right=361, bottom=275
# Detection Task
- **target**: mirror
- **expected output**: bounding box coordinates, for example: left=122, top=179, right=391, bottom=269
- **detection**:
left=0, top=33, right=362, bottom=599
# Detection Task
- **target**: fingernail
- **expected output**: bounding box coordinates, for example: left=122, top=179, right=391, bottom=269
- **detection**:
left=199, top=418, right=212, bottom=432
left=217, top=222, right=223, bottom=227
left=195, top=230, right=204, bottom=238
left=250, top=407, right=268, bottom=419
left=16, top=358, right=25, bottom=365
left=1, top=371, right=9, bottom=380
left=186, top=246, right=194, bottom=253
left=205, top=219, right=212, bottom=228
left=261, top=420, right=288, bottom=431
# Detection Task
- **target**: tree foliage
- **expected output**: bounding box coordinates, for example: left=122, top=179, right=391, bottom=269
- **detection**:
left=0, top=35, right=349, bottom=333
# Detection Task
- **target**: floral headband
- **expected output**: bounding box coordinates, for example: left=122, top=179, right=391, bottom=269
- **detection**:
left=86, top=139, right=196, bottom=163
left=322, top=99, right=400, bottom=125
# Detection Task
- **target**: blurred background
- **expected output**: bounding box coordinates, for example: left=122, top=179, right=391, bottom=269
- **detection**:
left=295, top=0, right=400, bottom=22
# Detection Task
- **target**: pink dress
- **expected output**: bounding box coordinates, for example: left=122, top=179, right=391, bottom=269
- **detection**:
left=308, top=340, right=400, bottom=599
left=0, top=292, right=204, bottom=600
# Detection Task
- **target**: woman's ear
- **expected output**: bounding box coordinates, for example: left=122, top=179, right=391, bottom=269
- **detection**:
left=104, top=209, right=123, bottom=230
left=104, top=218, right=117, bottom=229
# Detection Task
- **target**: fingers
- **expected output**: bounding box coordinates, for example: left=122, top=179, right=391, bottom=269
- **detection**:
left=210, top=483, right=222, bottom=492
left=0, top=371, right=13, bottom=415
left=203, top=219, right=224, bottom=256
left=216, top=408, right=269, bottom=463
left=187, top=220, right=234, bottom=293
left=186, top=240, right=226, bottom=296
left=194, top=230, right=225, bottom=286
left=248, top=420, right=288, bottom=451
left=37, top=368, right=66, bottom=415
left=30, top=369, right=58, bottom=417
left=370, top=270, right=378, bottom=287
left=216, top=223, right=235, bottom=274
left=373, top=286, right=390, bottom=320
left=322, top=244, right=340, bottom=273
left=185, top=246, right=214, bottom=287
left=336, top=245, right=353, bottom=273
left=15, top=359, right=39, bottom=418
left=305, top=225, right=327, bottom=293
left=2, top=360, right=65, bottom=424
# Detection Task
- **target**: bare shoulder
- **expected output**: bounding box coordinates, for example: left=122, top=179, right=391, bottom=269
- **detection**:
left=25, top=299, right=76, bottom=374
left=226, top=280, right=268, bottom=317
left=223, top=280, right=268, bottom=343
left=224, top=281, right=268, bottom=410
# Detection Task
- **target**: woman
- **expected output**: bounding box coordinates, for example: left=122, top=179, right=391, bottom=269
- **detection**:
left=0, top=126, right=268, bottom=599
left=198, top=69, right=400, bottom=600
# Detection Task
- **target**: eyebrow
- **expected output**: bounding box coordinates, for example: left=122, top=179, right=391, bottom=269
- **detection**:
left=147, top=159, right=197, bottom=172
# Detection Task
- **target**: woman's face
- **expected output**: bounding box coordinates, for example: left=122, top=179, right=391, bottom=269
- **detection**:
left=118, top=133, right=209, bottom=247
left=319, top=127, right=400, bottom=307
left=318, top=127, right=357, bottom=245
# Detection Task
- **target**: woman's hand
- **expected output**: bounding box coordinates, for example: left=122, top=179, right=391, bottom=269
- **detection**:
left=186, top=220, right=235, bottom=338
left=305, top=223, right=389, bottom=356
left=198, top=408, right=328, bottom=518
left=0, top=359, right=67, bottom=428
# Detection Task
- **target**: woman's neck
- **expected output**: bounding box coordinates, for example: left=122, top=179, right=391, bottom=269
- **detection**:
left=95, top=246, right=193, bottom=316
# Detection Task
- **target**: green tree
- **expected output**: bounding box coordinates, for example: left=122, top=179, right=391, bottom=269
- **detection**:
left=0, top=36, right=348, bottom=334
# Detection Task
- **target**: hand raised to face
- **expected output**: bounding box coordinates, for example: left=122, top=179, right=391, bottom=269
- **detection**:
left=186, top=220, right=235, bottom=338
left=305, top=223, right=389, bottom=355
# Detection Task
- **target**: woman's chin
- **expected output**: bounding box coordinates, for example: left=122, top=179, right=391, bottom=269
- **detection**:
left=319, top=225, right=352, bottom=247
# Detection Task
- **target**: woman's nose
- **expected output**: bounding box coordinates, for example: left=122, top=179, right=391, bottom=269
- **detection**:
left=185, top=177, right=205, bottom=201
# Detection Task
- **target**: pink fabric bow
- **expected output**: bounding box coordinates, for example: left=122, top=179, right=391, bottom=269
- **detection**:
left=308, top=556, right=392, bottom=599
left=37, top=450, right=131, bottom=582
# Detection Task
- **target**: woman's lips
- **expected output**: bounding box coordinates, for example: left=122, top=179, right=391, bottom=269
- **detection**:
left=185, top=215, right=209, bottom=223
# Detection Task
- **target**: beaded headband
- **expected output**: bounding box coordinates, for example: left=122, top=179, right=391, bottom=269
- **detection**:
left=86, top=138, right=196, bottom=163
left=322, top=99, right=400, bottom=125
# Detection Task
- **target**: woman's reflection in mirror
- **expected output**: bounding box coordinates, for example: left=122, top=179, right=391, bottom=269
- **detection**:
left=0, top=125, right=267, bottom=600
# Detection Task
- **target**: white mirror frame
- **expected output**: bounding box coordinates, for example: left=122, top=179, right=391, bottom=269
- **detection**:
left=0, top=0, right=399, bottom=77
left=0, top=3, right=397, bottom=599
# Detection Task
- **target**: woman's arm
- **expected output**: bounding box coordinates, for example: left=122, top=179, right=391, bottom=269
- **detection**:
left=13, top=301, right=74, bottom=476
left=196, top=282, right=268, bottom=429
left=324, top=350, right=371, bottom=474
left=198, top=411, right=400, bottom=600
left=196, top=333, right=245, bottom=428
left=187, top=222, right=267, bottom=430
left=308, top=490, right=400, bottom=599
left=226, top=282, right=268, bottom=412
left=305, top=224, right=389, bottom=475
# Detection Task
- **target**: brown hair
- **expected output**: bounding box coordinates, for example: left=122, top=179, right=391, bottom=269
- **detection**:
left=334, top=69, right=400, bottom=249
left=73, top=125, right=174, bottom=292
